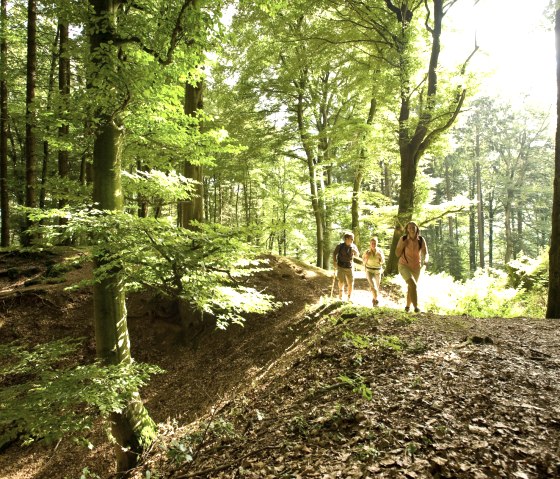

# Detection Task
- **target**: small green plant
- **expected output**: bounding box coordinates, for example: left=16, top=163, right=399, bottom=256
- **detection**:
left=79, top=468, right=102, bottom=479
left=405, top=441, right=419, bottom=458
left=287, top=415, right=311, bottom=436
left=167, top=438, right=194, bottom=465
left=338, top=374, right=373, bottom=401
left=374, top=335, right=405, bottom=352
left=342, top=331, right=372, bottom=349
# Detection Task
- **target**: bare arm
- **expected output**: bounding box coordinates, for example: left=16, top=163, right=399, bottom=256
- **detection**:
left=422, top=240, right=429, bottom=264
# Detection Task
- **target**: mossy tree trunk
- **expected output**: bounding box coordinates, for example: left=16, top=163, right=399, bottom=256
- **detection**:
left=88, top=0, right=156, bottom=472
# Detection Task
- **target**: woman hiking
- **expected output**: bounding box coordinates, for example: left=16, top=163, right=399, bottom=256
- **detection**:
left=362, top=236, right=385, bottom=306
left=395, top=221, right=429, bottom=313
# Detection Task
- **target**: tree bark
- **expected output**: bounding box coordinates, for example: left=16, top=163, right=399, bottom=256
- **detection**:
left=23, top=0, right=37, bottom=246
left=58, top=21, right=70, bottom=213
left=547, top=7, right=560, bottom=318
left=0, top=0, right=9, bottom=247
left=88, top=0, right=156, bottom=472
left=179, top=80, right=204, bottom=228
left=476, top=159, right=485, bottom=268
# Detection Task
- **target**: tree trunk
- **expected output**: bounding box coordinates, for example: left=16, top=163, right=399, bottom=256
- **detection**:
left=547, top=7, right=560, bottom=318
left=488, top=191, right=494, bottom=268
left=476, top=160, right=485, bottom=268
left=504, top=190, right=513, bottom=264
left=23, top=0, right=37, bottom=246
left=351, top=170, right=363, bottom=245
left=179, top=80, right=204, bottom=228
left=88, top=0, right=155, bottom=472
left=58, top=21, right=70, bottom=212
left=0, top=0, right=9, bottom=247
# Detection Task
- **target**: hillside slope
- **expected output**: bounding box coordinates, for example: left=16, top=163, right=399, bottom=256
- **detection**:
left=1, top=250, right=559, bottom=479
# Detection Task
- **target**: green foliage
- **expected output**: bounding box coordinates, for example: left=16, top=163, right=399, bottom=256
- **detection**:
left=400, top=261, right=547, bottom=318
left=28, top=208, right=280, bottom=329
left=0, top=339, right=162, bottom=448
left=338, top=374, right=373, bottom=401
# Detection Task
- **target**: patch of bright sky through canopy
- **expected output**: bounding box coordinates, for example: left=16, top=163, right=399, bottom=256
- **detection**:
left=443, top=0, right=555, bottom=110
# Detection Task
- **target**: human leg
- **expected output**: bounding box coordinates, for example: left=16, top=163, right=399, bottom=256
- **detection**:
left=398, top=264, right=414, bottom=309
left=346, top=269, right=355, bottom=300
left=365, top=270, right=378, bottom=304
left=336, top=268, right=345, bottom=299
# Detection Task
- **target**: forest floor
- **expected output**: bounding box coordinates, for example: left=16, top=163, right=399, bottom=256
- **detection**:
left=0, top=248, right=559, bottom=479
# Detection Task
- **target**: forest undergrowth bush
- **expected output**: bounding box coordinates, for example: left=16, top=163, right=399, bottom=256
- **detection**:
left=389, top=254, right=548, bottom=318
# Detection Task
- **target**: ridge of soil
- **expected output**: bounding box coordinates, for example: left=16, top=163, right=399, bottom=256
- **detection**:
left=1, top=249, right=559, bottom=479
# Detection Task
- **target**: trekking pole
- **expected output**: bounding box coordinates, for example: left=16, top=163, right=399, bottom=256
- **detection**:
left=330, top=271, right=336, bottom=298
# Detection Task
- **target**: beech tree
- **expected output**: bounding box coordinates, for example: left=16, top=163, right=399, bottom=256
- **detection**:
left=547, top=5, right=560, bottom=319
left=0, top=0, right=8, bottom=246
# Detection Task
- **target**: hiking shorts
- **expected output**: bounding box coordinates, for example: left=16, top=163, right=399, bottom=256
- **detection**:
left=365, top=268, right=382, bottom=291
left=398, top=263, right=421, bottom=283
left=336, top=266, right=354, bottom=285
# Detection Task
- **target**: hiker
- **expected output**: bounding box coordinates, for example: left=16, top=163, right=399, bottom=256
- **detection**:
left=333, top=232, right=360, bottom=301
left=395, top=221, right=429, bottom=313
left=363, top=236, right=385, bottom=306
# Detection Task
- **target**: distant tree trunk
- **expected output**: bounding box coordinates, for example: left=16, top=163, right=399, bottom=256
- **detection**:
left=40, top=29, right=60, bottom=211
left=547, top=7, right=560, bottom=318
left=351, top=170, right=363, bottom=244
left=295, top=83, right=324, bottom=268
left=488, top=191, right=495, bottom=268
left=469, top=175, right=476, bottom=272
left=179, top=80, right=204, bottom=228
left=476, top=160, right=485, bottom=268
left=504, top=189, right=513, bottom=264
left=23, top=0, right=37, bottom=246
left=516, top=208, right=522, bottom=257
left=88, top=0, right=155, bottom=472
left=58, top=21, right=70, bottom=213
left=352, top=96, right=377, bottom=247
left=0, top=0, right=9, bottom=247
left=444, top=162, right=454, bottom=239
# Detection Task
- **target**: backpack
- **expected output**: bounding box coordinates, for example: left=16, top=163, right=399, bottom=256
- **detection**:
left=335, top=243, right=354, bottom=267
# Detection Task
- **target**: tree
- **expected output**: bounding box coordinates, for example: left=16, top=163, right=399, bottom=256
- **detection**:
left=547, top=5, right=560, bottom=318
left=383, top=0, right=476, bottom=275
left=23, top=0, right=37, bottom=246
left=0, top=0, right=8, bottom=246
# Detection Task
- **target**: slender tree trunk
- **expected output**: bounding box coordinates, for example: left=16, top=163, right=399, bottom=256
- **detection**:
left=547, top=7, right=560, bottom=318
left=351, top=170, right=363, bottom=244
left=352, top=96, right=377, bottom=247
left=0, top=0, right=9, bottom=247
left=469, top=175, right=476, bottom=272
left=296, top=86, right=324, bottom=267
left=476, top=160, right=485, bottom=268
left=504, top=190, right=513, bottom=264
left=444, top=162, right=454, bottom=239
left=488, top=191, right=494, bottom=268
left=23, top=0, right=37, bottom=246
left=58, top=21, right=70, bottom=213
left=88, top=0, right=155, bottom=472
left=40, top=29, right=59, bottom=211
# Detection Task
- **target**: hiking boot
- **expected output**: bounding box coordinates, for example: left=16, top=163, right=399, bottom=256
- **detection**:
left=414, top=307, right=421, bottom=313
left=404, top=306, right=410, bottom=312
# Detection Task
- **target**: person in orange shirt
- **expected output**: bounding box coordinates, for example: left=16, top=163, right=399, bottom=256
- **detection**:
left=395, top=221, right=429, bottom=313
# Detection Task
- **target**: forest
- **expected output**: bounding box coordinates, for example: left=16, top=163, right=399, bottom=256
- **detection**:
left=1, top=0, right=560, bottom=478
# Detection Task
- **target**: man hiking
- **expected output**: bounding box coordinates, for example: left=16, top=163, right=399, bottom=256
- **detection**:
left=333, top=232, right=360, bottom=301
